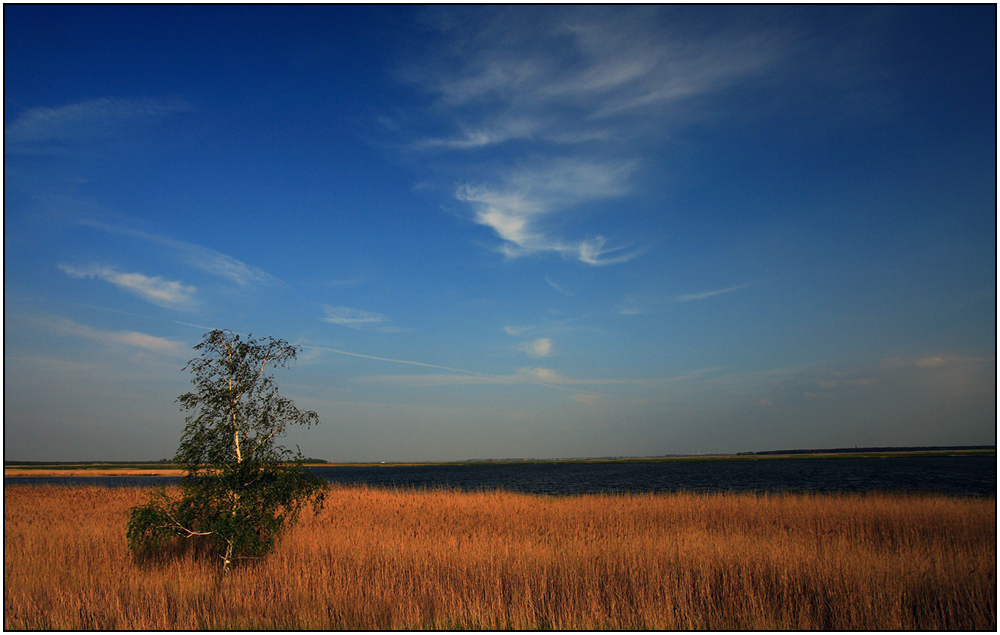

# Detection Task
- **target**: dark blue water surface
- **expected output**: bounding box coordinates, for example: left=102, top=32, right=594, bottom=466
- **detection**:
left=4, top=456, right=995, bottom=496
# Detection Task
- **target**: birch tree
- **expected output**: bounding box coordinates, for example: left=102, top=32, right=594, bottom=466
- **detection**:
left=127, top=329, right=326, bottom=574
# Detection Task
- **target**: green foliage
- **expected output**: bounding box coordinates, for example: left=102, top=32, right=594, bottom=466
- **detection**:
left=127, top=329, right=327, bottom=572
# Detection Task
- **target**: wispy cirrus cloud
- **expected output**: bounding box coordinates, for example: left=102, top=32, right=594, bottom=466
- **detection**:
left=175, top=243, right=276, bottom=287
left=59, top=264, right=196, bottom=310
left=355, top=366, right=582, bottom=392
left=5, top=97, right=191, bottom=155
left=455, top=158, right=642, bottom=265
left=675, top=282, right=756, bottom=302
left=399, top=7, right=784, bottom=266
left=503, top=325, right=532, bottom=336
left=545, top=276, right=573, bottom=296
left=617, top=296, right=644, bottom=315
left=77, top=220, right=277, bottom=287
left=358, top=373, right=509, bottom=387
left=44, top=316, right=187, bottom=357
left=519, top=366, right=565, bottom=384
left=303, top=343, right=487, bottom=377
left=321, top=305, right=407, bottom=332
left=402, top=7, right=780, bottom=148
left=302, top=339, right=594, bottom=393
left=413, top=116, right=544, bottom=150
left=518, top=338, right=553, bottom=358
left=353, top=365, right=675, bottom=401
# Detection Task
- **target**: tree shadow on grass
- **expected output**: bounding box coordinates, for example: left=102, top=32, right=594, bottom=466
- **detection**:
left=128, top=534, right=220, bottom=570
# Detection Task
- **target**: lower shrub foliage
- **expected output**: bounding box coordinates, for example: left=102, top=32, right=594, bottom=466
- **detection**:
left=126, top=462, right=326, bottom=570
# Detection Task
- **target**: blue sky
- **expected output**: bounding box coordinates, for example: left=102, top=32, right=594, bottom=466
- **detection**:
left=4, top=5, right=995, bottom=461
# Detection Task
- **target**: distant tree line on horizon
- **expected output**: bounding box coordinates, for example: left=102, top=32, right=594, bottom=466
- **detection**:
left=5, top=446, right=993, bottom=467
left=750, top=445, right=994, bottom=456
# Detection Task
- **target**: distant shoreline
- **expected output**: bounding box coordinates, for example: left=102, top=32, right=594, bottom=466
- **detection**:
left=4, top=446, right=994, bottom=477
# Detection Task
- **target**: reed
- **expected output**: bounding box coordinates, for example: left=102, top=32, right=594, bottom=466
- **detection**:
left=4, top=484, right=995, bottom=630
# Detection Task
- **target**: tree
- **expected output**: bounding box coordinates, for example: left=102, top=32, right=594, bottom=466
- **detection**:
left=127, top=329, right=327, bottom=574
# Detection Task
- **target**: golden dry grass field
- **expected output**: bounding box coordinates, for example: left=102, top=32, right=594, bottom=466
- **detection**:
left=4, top=484, right=995, bottom=630
left=3, top=468, right=185, bottom=478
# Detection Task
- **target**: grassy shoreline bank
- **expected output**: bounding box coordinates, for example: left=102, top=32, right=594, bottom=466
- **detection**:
left=5, top=484, right=994, bottom=630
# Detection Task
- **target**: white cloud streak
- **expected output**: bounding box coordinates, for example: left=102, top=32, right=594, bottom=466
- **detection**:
left=675, top=282, right=756, bottom=302
left=322, top=306, right=385, bottom=327
left=504, top=325, right=532, bottom=336
left=302, top=341, right=603, bottom=396
left=45, top=317, right=187, bottom=358
left=5, top=97, right=191, bottom=154
left=455, top=159, right=642, bottom=265
left=520, top=366, right=563, bottom=383
left=617, top=296, right=644, bottom=315
left=302, top=344, right=488, bottom=376
left=519, top=338, right=553, bottom=358
left=59, top=264, right=196, bottom=310
left=77, top=220, right=277, bottom=287
left=544, top=276, right=573, bottom=296
left=358, top=373, right=512, bottom=387
left=321, top=305, right=397, bottom=331
left=401, top=8, right=782, bottom=266
left=356, top=367, right=588, bottom=394
left=404, top=7, right=779, bottom=147
left=177, top=244, right=276, bottom=287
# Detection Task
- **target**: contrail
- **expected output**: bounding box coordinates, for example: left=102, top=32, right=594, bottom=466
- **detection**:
left=301, top=344, right=488, bottom=376
left=675, top=281, right=758, bottom=302
left=300, top=344, right=599, bottom=396
left=173, top=320, right=222, bottom=332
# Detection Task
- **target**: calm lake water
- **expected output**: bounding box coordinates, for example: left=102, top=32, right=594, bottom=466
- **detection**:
left=5, top=456, right=995, bottom=497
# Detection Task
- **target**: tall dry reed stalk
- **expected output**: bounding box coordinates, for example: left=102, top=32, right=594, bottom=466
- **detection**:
left=4, top=484, right=995, bottom=630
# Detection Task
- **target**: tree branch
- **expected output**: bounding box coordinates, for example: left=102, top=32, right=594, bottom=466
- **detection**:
left=251, top=421, right=286, bottom=455
left=163, top=510, right=213, bottom=538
